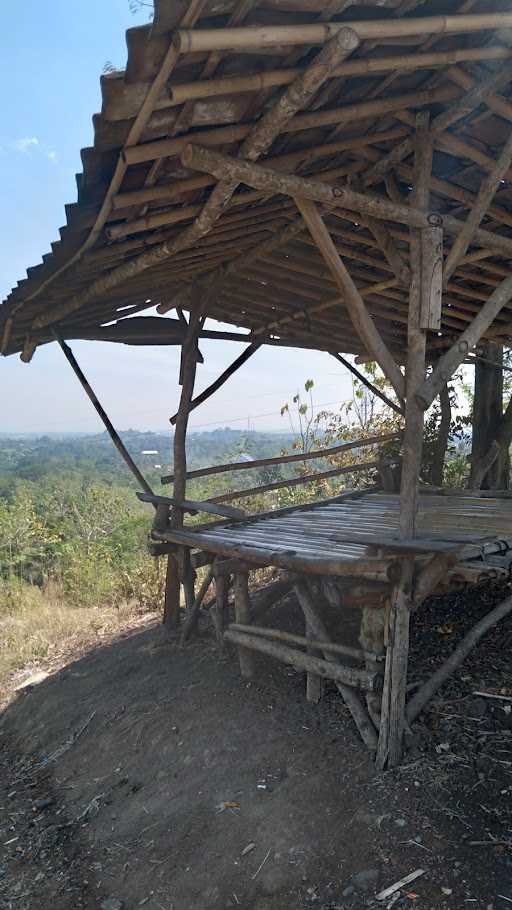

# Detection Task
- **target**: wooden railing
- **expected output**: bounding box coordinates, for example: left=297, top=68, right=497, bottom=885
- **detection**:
left=161, top=430, right=401, bottom=484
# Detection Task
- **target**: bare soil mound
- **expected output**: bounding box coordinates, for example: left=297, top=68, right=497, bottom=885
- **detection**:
left=1, top=584, right=511, bottom=909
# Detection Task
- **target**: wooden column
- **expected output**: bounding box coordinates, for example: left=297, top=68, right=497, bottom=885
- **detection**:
left=164, top=310, right=202, bottom=631
left=306, top=618, right=323, bottom=704
left=212, top=566, right=231, bottom=650
left=233, top=572, right=256, bottom=678
left=377, top=113, right=433, bottom=769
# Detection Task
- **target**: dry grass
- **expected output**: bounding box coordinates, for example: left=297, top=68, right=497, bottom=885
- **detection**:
left=0, top=581, right=156, bottom=702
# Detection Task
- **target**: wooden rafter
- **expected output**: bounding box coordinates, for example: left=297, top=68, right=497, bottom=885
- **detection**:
left=29, top=27, right=360, bottom=334
left=295, top=196, right=405, bottom=399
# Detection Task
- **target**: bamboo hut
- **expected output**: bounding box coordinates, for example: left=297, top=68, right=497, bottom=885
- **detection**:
left=2, top=0, right=512, bottom=767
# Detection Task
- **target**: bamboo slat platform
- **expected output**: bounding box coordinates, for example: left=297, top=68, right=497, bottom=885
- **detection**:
left=155, top=492, right=512, bottom=575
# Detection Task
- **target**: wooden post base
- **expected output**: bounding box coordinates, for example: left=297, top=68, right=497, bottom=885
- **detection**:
left=233, top=572, right=256, bottom=678
left=163, top=553, right=181, bottom=631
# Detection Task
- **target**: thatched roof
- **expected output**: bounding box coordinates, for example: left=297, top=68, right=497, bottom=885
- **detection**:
left=2, top=0, right=512, bottom=361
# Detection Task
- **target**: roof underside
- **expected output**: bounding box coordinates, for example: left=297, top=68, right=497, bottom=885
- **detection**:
left=3, top=0, right=512, bottom=360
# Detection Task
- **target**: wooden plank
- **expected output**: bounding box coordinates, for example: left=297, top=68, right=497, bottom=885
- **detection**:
left=137, top=492, right=246, bottom=520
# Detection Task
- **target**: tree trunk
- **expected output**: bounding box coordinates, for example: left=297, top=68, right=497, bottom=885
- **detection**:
left=470, top=343, right=510, bottom=489
left=431, top=383, right=451, bottom=486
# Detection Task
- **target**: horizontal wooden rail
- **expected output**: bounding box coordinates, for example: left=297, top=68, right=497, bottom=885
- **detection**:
left=207, top=458, right=398, bottom=505
left=136, top=492, right=245, bottom=520
left=161, top=431, right=400, bottom=484
left=152, top=527, right=401, bottom=580
left=223, top=629, right=380, bottom=690
left=229, top=622, right=382, bottom=663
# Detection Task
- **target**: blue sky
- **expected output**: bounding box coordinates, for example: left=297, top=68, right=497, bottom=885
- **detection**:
left=1, top=0, right=353, bottom=434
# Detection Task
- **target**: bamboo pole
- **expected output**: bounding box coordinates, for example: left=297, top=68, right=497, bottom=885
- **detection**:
left=122, top=85, right=455, bottom=169
left=330, top=353, right=404, bottom=416
left=162, top=431, right=401, bottom=483
left=174, top=12, right=512, bottom=53
left=152, top=527, right=401, bottom=581
left=363, top=61, right=512, bottom=188
left=167, top=46, right=512, bottom=106
left=207, top=458, right=396, bottom=504
left=224, top=628, right=380, bottom=691
left=54, top=335, right=153, bottom=496
left=170, top=343, right=261, bottom=425
left=294, top=581, right=378, bottom=749
left=233, top=573, right=256, bottom=678
left=180, top=567, right=215, bottom=644
left=229, top=622, right=374, bottom=663
left=406, top=595, right=512, bottom=723
left=166, top=309, right=202, bottom=629
left=377, top=112, right=433, bottom=770
left=294, top=196, right=405, bottom=400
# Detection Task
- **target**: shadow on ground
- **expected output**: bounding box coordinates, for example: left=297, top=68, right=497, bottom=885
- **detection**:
left=1, top=587, right=511, bottom=909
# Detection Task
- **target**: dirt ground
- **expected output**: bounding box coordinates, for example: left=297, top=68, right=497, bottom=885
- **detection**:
left=1, top=583, right=511, bottom=910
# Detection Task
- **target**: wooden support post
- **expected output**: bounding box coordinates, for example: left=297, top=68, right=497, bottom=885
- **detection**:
left=233, top=572, right=256, bottom=678
left=407, top=594, right=512, bottom=723
left=294, top=197, right=405, bottom=400
left=377, top=112, right=433, bottom=770
left=180, top=567, right=215, bottom=645
left=166, top=309, right=202, bottom=630
left=170, top=343, right=261, bottom=425
left=359, top=605, right=385, bottom=729
left=164, top=553, right=181, bottom=630
left=212, top=566, right=231, bottom=649
left=294, top=580, right=378, bottom=751
left=306, top=617, right=323, bottom=704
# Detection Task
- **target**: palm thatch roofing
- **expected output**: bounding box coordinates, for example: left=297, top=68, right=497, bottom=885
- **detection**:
left=2, top=0, right=512, bottom=361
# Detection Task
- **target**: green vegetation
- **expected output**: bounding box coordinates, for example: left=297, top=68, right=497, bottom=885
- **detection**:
left=0, top=371, right=474, bottom=692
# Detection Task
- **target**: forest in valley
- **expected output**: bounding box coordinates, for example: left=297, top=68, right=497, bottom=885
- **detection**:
left=0, top=365, right=500, bottom=689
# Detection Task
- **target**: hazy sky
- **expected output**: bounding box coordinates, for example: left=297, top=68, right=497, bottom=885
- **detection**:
left=1, top=1, right=354, bottom=435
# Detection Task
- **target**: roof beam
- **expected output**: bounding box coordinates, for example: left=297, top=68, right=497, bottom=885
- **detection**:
left=362, top=60, right=512, bottom=188
left=181, top=145, right=512, bottom=260
left=30, top=27, right=360, bottom=335
left=174, top=12, right=512, bottom=53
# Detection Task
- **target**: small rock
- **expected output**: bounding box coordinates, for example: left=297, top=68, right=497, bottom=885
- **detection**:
left=101, top=900, right=124, bottom=910
left=351, top=868, right=379, bottom=892
left=394, top=818, right=407, bottom=828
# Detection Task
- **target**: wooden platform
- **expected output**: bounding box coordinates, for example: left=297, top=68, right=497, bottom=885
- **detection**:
left=155, top=492, right=512, bottom=576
